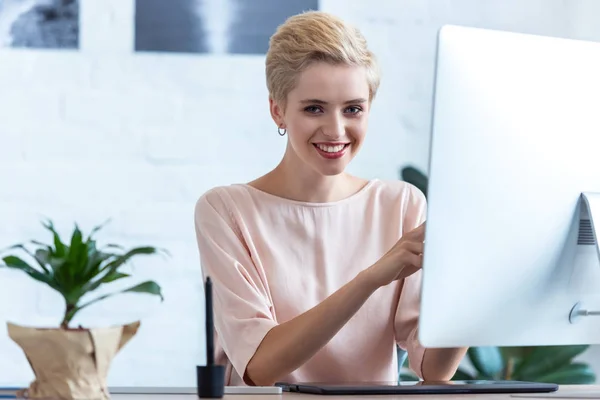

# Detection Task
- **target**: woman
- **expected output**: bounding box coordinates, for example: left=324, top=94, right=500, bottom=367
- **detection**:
left=194, top=10, right=467, bottom=387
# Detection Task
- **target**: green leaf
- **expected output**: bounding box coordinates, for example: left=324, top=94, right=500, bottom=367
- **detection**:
left=4, top=243, right=52, bottom=275
left=47, top=255, right=68, bottom=279
left=86, top=218, right=111, bottom=241
left=452, top=368, right=477, bottom=381
left=1, top=255, right=55, bottom=287
left=401, top=166, right=428, bottom=198
left=80, top=246, right=100, bottom=279
left=102, top=243, right=125, bottom=250
left=122, top=280, right=163, bottom=300
left=34, top=248, right=51, bottom=264
left=534, top=362, right=596, bottom=384
left=514, top=345, right=589, bottom=380
left=81, top=244, right=117, bottom=283
left=101, top=272, right=130, bottom=283
left=80, top=246, right=166, bottom=301
left=500, top=346, right=536, bottom=362
left=468, top=347, right=505, bottom=379
left=100, top=246, right=165, bottom=274
left=42, top=219, right=67, bottom=257
left=68, top=224, right=87, bottom=280
left=2, top=255, right=32, bottom=270
left=30, top=240, right=52, bottom=248
left=73, top=280, right=164, bottom=316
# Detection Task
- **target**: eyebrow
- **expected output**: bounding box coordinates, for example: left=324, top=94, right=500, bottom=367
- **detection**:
left=300, top=98, right=368, bottom=105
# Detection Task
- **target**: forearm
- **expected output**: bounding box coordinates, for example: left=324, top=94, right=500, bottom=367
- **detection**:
left=245, top=269, right=379, bottom=386
left=421, top=347, right=468, bottom=381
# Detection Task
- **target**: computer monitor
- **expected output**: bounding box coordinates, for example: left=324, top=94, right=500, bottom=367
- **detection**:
left=419, top=25, right=600, bottom=348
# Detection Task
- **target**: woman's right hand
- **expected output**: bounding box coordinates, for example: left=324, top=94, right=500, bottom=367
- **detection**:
left=366, top=222, right=426, bottom=289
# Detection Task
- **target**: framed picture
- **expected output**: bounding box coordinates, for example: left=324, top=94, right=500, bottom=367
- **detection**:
left=135, top=0, right=319, bottom=54
left=0, top=0, right=79, bottom=49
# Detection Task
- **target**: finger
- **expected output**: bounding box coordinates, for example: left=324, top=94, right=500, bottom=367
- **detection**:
left=401, top=240, right=424, bottom=255
left=406, top=222, right=426, bottom=240
left=401, top=263, right=422, bottom=279
left=402, top=251, right=423, bottom=272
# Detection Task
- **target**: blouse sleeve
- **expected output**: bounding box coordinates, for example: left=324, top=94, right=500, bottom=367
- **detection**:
left=194, top=189, right=278, bottom=384
left=394, top=184, right=428, bottom=379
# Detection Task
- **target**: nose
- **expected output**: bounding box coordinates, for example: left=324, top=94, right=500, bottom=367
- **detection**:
left=322, top=114, right=345, bottom=139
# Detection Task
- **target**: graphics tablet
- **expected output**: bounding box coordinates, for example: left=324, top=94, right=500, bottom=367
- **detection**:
left=275, top=380, right=559, bottom=395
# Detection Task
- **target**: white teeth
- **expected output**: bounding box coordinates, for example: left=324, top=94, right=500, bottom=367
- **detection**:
left=316, top=144, right=346, bottom=153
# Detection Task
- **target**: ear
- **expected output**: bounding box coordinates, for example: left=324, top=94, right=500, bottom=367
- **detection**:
left=269, top=97, right=285, bottom=128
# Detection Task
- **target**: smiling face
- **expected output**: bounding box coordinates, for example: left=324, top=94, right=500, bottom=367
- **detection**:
left=270, top=62, right=371, bottom=177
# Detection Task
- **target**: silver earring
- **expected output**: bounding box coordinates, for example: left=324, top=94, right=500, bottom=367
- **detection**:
left=278, top=126, right=286, bottom=136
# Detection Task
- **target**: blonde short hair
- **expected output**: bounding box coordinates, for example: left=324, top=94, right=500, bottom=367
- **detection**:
left=266, top=11, right=380, bottom=108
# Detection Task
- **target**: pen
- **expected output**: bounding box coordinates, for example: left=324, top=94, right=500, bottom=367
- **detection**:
left=196, top=276, right=225, bottom=398
left=206, top=276, right=214, bottom=366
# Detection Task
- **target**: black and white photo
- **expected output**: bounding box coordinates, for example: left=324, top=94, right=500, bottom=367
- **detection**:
left=135, top=0, right=319, bottom=54
left=0, top=0, right=79, bottom=49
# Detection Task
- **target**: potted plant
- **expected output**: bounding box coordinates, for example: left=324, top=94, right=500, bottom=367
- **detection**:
left=0, top=219, right=168, bottom=400
left=400, top=345, right=595, bottom=384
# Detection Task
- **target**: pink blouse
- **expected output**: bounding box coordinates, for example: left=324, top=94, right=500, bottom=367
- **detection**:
left=194, top=179, right=427, bottom=386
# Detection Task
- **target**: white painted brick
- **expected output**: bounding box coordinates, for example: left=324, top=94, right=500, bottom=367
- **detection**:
left=178, top=89, right=271, bottom=130
left=0, top=131, right=26, bottom=162
left=89, top=55, right=260, bottom=94
left=0, top=270, right=41, bottom=323
left=0, top=51, right=92, bottom=90
left=62, top=90, right=180, bottom=128
left=0, top=162, right=192, bottom=207
left=109, top=327, right=202, bottom=386
left=140, top=125, right=218, bottom=165
left=20, top=123, right=143, bottom=162
left=140, top=121, right=285, bottom=168
left=80, top=0, right=135, bottom=54
left=110, top=203, right=196, bottom=242
left=0, top=90, right=63, bottom=126
left=0, top=204, right=62, bottom=239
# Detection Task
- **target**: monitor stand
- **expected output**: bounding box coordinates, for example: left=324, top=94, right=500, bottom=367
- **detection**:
left=569, top=192, right=600, bottom=324
left=525, top=194, right=599, bottom=400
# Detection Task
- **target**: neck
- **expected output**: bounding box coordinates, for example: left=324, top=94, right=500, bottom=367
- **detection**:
left=265, top=144, right=362, bottom=203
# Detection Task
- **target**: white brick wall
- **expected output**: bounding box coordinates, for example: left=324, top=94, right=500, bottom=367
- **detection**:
left=1, top=0, right=600, bottom=388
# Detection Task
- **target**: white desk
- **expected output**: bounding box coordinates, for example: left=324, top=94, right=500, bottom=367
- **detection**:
left=109, top=385, right=600, bottom=400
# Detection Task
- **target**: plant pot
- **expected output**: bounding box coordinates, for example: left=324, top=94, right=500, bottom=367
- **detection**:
left=7, top=320, right=140, bottom=400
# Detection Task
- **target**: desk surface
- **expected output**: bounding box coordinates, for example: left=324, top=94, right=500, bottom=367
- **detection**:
left=110, top=385, right=600, bottom=400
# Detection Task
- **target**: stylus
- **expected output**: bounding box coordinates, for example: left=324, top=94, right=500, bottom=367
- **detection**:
left=225, top=386, right=282, bottom=394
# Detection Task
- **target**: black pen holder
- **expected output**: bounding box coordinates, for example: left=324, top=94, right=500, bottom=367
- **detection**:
left=197, top=364, right=225, bottom=398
